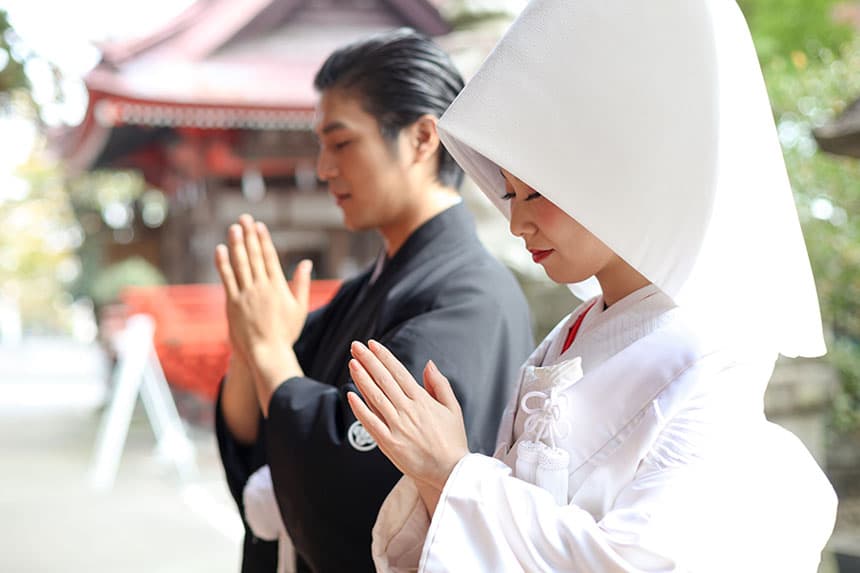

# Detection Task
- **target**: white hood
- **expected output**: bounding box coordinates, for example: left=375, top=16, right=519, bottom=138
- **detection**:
left=438, top=0, right=825, bottom=358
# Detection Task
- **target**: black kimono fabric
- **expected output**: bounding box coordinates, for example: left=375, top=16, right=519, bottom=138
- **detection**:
left=216, top=203, right=534, bottom=573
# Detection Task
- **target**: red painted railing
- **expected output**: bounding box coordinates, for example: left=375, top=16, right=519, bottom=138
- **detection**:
left=120, top=282, right=341, bottom=400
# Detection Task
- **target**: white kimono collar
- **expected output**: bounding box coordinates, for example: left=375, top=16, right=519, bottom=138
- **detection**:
left=503, top=314, right=722, bottom=479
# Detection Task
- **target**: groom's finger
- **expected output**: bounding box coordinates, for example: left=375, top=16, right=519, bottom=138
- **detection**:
left=228, top=224, right=252, bottom=290
left=215, top=244, right=238, bottom=298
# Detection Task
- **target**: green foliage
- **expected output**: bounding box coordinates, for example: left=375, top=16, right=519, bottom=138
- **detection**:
left=0, top=10, right=28, bottom=95
left=65, top=169, right=150, bottom=303
left=744, top=3, right=860, bottom=430
left=448, top=9, right=511, bottom=30
left=90, top=256, right=166, bottom=307
left=67, top=170, right=147, bottom=212
left=441, top=0, right=516, bottom=29
left=738, top=0, right=854, bottom=63
left=831, top=338, right=860, bottom=429
left=0, top=153, right=82, bottom=333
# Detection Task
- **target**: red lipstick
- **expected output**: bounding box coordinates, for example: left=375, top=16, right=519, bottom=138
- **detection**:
left=529, top=249, right=553, bottom=263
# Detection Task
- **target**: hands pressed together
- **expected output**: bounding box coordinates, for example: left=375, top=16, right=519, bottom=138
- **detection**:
left=347, top=340, right=470, bottom=513
left=216, top=214, right=470, bottom=511
left=215, top=214, right=312, bottom=415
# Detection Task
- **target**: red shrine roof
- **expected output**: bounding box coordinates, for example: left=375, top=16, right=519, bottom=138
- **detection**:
left=63, top=0, right=451, bottom=171
left=91, top=0, right=449, bottom=110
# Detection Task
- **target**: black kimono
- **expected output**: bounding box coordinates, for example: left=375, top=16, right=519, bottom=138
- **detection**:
left=216, top=203, right=533, bottom=573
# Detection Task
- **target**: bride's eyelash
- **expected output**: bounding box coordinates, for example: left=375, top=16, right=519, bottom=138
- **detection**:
left=500, top=191, right=542, bottom=201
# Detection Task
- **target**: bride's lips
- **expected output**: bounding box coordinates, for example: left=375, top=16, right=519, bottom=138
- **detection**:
left=529, top=249, right=553, bottom=263
left=331, top=192, right=351, bottom=206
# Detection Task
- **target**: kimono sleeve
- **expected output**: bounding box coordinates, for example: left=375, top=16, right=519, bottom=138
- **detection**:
left=263, top=289, right=530, bottom=571
left=214, top=383, right=267, bottom=514
left=214, top=386, right=279, bottom=572
left=214, top=302, right=330, bottom=510
left=266, top=289, right=529, bottom=466
left=375, top=407, right=837, bottom=572
left=378, top=293, right=531, bottom=454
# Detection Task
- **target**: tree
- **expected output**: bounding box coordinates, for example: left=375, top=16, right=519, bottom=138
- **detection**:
left=740, top=0, right=860, bottom=430
left=0, top=14, right=83, bottom=335
left=739, top=0, right=854, bottom=63
left=0, top=149, right=84, bottom=333
left=0, top=9, right=28, bottom=96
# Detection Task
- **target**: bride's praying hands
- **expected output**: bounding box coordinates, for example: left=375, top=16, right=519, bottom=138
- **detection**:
left=347, top=340, right=469, bottom=514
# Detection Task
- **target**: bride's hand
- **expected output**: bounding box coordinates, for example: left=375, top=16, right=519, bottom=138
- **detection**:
left=347, top=340, right=469, bottom=492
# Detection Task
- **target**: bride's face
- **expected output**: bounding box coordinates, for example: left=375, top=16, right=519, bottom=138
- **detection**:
left=501, top=169, right=617, bottom=285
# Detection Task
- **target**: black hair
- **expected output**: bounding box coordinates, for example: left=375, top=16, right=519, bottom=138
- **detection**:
left=314, top=28, right=465, bottom=190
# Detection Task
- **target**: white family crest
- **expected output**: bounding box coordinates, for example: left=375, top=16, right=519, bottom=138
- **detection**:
left=348, top=420, right=377, bottom=452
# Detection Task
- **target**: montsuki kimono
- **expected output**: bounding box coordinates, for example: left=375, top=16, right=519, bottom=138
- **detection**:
left=215, top=203, right=534, bottom=573
left=366, top=0, right=838, bottom=569
left=371, top=286, right=837, bottom=572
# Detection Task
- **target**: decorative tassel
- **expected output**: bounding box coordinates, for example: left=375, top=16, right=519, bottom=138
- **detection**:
left=512, top=356, right=582, bottom=505
left=536, top=447, right=570, bottom=505
left=515, top=439, right=541, bottom=483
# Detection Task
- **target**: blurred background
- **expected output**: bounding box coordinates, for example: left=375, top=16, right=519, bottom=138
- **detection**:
left=0, top=0, right=857, bottom=571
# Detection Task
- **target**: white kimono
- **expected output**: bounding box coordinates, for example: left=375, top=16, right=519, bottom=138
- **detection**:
left=371, top=286, right=837, bottom=572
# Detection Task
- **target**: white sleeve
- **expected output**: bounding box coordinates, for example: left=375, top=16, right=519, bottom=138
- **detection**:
left=417, top=453, right=678, bottom=573
left=371, top=363, right=527, bottom=573
left=372, top=476, right=430, bottom=573
left=371, top=455, right=639, bottom=573
left=415, top=417, right=836, bottom=573
left=243, top=465, right=285, bottom=541
left=373, top=346, right=835, bottom=572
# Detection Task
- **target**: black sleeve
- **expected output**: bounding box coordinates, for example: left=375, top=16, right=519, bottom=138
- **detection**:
left=292, top=305, right=329, bottom=370
left=263, top=286, right=531, bottom=572
left=267, top=282, right=530, bottom=452
left=239, top=534, right=278, bottom=573
left=214, top=383, right=267, bottom=514
left=214, top=386, right=278, bottom=572
left=264, top=372, right=398, bottom=571
left=213, top=299, right=334, bottom=509
left=378, top=293, right=531, bottom=454
left=214, top=291, right=353, bottom=573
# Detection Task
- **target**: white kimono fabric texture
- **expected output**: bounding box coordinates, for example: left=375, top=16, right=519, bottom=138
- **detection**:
left=513, top=357, right=584, bottom=507
left=244, top=465, right=295, bottom=573
left=370, top=0, right=835, bottom=568
left=371, top=295, right=837, bottom=572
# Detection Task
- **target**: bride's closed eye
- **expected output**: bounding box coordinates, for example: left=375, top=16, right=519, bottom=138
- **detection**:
left=501, top=191, right=542, bottom=201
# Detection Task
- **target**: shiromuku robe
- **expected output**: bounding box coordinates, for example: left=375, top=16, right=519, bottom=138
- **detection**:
left=372, top=286, right=837, bottom=572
